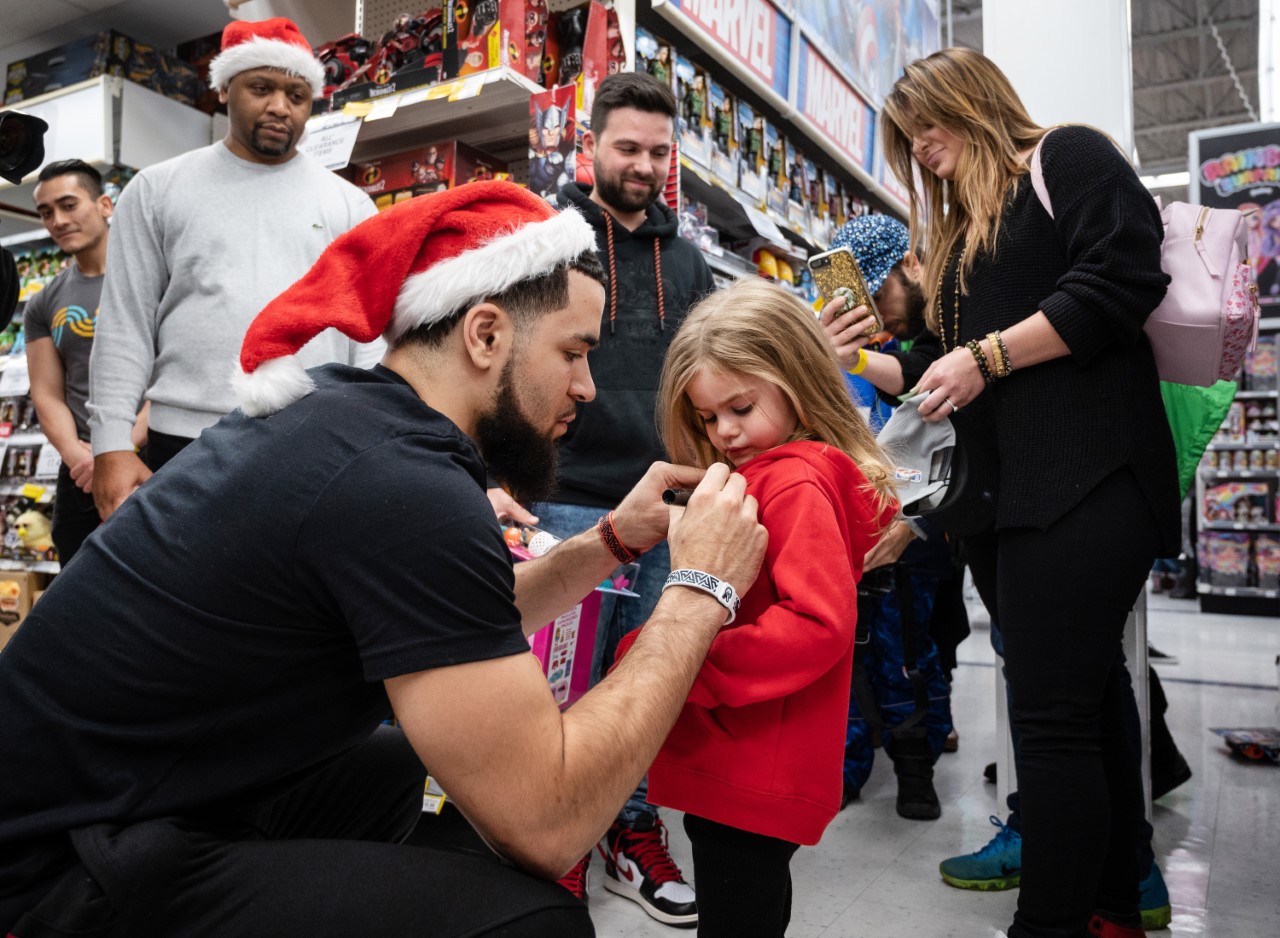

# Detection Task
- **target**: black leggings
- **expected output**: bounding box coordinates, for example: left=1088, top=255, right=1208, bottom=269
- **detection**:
left=11, top=726, right=591, bottom=938
left=967, top=468, right=1159, bottom=938
left=683, top=814, right=800, bottom=938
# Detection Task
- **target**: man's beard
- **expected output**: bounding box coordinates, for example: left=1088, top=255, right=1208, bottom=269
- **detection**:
left=594, top=166, right=661, bottom=214
left=474, top=362, right=561, bottom=505
left=251, top=125, right=294, bottom=157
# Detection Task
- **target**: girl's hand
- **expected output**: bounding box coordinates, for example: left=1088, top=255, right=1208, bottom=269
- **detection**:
left=915, top=346, right=988, bottom=422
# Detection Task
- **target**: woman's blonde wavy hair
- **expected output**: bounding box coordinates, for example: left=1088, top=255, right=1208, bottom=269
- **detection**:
left=658, top=278, right=896, bottom=516
left=880, top=48, right=1048, bottom=331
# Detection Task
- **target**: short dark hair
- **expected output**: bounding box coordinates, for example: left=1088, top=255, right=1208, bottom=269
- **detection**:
left=590, top=71, right=677, bottom=137
left=36, top=159, right=104, bottom=199
left=396, top=249, right=606, bottom=350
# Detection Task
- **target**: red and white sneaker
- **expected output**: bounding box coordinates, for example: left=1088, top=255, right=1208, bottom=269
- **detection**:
left=557, top=851, right=591, bottom=904
left=597, top=817, right=697, bottom=927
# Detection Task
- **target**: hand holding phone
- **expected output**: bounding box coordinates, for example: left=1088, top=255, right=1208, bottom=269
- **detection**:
left=808, top=247, right=882, bottom=336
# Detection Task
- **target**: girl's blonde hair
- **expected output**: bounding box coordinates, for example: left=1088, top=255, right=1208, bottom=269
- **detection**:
left=880, top=47, right=1047, bottom=331
left=659, top=278, right=896, bottom=514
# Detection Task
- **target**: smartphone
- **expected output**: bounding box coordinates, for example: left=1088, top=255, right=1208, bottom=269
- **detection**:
left=808, top=246, right=882, bottom=336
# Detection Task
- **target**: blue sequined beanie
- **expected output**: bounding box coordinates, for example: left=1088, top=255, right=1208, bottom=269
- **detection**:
left=830, top=214, right=911, bottom=296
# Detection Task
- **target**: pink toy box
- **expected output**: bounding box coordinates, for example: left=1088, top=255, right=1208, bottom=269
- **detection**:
left=505, top=521, right=638, bottom=708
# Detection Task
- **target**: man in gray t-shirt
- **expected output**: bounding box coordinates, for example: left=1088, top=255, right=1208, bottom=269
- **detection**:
left=25, top=160, right=145, bottom=564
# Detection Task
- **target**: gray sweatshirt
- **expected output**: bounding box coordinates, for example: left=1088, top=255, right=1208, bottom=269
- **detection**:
left=89, top=142, right=380, bottom=454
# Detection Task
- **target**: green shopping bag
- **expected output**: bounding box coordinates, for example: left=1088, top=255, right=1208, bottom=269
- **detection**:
left=1160, top=380, right=1237, bottom=500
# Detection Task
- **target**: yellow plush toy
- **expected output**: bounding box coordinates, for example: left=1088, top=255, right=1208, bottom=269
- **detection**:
left=14, top=509, right=53, bottom=554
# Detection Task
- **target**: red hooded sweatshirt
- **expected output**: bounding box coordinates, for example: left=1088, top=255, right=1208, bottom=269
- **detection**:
left=616, top=440, right=896, bottom=846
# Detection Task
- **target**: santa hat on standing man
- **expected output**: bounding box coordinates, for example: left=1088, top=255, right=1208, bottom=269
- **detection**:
left=208, top=17, right=327, bottom=98
left=232, top=180, right=596, bottom=416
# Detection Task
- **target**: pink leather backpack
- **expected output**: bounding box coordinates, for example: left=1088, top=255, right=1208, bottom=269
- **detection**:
left=1030, top=133, right=1259, bottom=387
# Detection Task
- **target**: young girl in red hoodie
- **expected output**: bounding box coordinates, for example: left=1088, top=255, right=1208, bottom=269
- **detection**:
left=615, top=278, right=898, bottom=937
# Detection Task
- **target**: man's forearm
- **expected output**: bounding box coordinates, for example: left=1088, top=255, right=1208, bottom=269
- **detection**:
left=513, top=522, right=624, bottom=634
left=860, top=350, right=907, bottom=395
left=29, top=394, right=83, bottom=462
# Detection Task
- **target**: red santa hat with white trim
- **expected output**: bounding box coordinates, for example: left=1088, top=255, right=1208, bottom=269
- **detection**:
left=232, top=180, right=596, bottom=417
left=208, top=17, right=326, bottom=99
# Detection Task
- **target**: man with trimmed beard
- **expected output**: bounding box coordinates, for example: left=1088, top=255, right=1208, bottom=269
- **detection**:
left=0, top=183, right=768, bottom=935
left=88, top=18, right=379, bottom=522
left=490, top=71, right=713, bottom=924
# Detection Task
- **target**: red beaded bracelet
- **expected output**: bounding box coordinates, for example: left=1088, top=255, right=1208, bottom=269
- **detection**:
left=597, top=511, right=639, bottom=564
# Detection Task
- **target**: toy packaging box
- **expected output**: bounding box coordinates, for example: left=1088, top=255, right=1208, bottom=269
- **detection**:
left=1198, top=531, right=1251, bottom=586
left=764, top=121, right=787, bottom=215
left=1255, top=534, right=1280, bottom=589
left=0, top=571, right=48, bottom=653
left=1210, top=727, right=1280, bottom=764
left=1243, top=334, right=1276, bottom=391
left=736, top=100, right=765, bottom=202
left=635, top=28, right=673, bottom=91
left=1202, top=481, right=1272, bottom=525
left=675, top=55, right=710, bottom=168
left=504, top=521, right=637, bottom=708
left=444, top=0, right=526, bottom=80
left=348, top=140, right=507, bottom=210
left=707, top=79, right=736, bottom=185
left=5, top=30, right=201, bottom=107
left=528, top=84, right=576, bottom=202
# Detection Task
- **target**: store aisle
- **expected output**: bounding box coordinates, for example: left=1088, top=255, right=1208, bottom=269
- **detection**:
left=585, top=593, right=1280, bottom=938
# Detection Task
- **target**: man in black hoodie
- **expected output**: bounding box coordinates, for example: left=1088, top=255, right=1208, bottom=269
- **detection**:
left=490, top=72, right=713, bottom=925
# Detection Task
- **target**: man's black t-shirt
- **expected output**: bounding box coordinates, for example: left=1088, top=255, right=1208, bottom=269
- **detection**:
left=0, top=364, right=530, bottom=903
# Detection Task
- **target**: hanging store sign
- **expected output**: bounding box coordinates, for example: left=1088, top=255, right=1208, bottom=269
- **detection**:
left=665, top=0, right=791, bottom=99
left=796, top=38, right=876, bottom=175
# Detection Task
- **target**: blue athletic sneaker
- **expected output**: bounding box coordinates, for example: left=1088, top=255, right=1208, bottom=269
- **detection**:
left=1139, top=861, right=1172, bottom=930
left=939, top=815, right=1021, bottom=890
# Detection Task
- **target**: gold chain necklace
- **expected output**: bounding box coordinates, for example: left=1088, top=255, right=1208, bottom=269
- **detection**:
left=935, top=243, right=966, bottom=352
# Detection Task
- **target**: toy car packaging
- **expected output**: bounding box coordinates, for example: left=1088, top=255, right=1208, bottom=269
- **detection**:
left=675, top=55, right=709, bottom=167
left=313, top=32, right=378, bottom=98
left=444, top=0, right=525, bottom=78
left=528, top=84, right=576, bottom=202
left=348, top=140, right=507, bottom=210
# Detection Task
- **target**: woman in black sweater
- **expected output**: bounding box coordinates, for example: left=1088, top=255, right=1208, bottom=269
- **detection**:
left=880, top=49, right=1180, bottom=938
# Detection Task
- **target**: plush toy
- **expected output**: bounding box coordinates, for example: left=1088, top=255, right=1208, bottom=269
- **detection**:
left=14, top=509, right=53, bottom=554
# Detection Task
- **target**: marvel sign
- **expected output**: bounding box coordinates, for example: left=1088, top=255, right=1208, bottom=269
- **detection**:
left=796, top=38, right=875, bottom=173
left=670, top=0, right=791, bottom=98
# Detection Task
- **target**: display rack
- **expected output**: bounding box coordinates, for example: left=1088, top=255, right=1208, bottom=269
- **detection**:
left=1196, top=320, right=1280, bottom=616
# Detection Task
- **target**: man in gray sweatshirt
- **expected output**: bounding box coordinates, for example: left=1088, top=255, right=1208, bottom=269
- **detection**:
left=89, top=17, right=380, bottom=520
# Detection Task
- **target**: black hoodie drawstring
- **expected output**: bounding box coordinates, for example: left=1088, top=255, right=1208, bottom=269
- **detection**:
left=603, top=213, right=665, bottom=335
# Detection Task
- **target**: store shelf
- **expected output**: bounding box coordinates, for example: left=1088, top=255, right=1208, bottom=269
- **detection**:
left=1207, top=441, right=1280, bottom=450
left=1200, top=469, right=1280, bottom=479
left=0, top=558, right=59, bottom=574
left=1235, top=389, right=1280, bottom=399
left=1201, top=521, right=1280, bottom=533
left=700, top=248, right=757, bottom=280
left=1197, top=583, right=1280, bottom=599
left=679, top=156, right=815, bottom=259
left=329, top=67, right=544, bottom=165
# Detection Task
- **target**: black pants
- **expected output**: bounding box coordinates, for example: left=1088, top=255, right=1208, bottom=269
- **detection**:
left=52, top=464, right=99, bottom=566
left=10, top=726, right=591, bottom=938
left=967, top=468, right=1158, bottom=938
left=683, top=814, right=800, bottom=938
left=140, top=429, right=193, bottom=473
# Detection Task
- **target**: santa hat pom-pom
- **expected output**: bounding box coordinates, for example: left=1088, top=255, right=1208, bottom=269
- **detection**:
left=232, top=355, right=316, bottom=417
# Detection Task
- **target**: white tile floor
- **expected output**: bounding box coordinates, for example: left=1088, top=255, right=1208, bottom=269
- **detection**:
left=583, top=592, right=1280, bottom=937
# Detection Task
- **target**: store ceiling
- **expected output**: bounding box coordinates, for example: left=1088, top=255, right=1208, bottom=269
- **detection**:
left=949, top=0, right=1262, bottom=178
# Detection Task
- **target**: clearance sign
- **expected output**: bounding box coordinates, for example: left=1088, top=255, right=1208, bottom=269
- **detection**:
left=668, top=0, right=791, bottom=99
left=796, top=37, right=876, bottom=174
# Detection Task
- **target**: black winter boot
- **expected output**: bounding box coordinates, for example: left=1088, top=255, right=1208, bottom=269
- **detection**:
left=892, top=735, right=941, bottom=820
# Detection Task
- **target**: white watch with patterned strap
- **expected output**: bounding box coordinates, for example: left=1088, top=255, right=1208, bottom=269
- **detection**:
left=663, top=569, right=741, bottom=625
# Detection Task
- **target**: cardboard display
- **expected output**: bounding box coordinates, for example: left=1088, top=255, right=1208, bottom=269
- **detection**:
left=348, top=140, right=508, bottom=211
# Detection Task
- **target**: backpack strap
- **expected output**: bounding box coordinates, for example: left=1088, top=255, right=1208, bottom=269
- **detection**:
left=1029, top=131, right=1054, bottom=219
